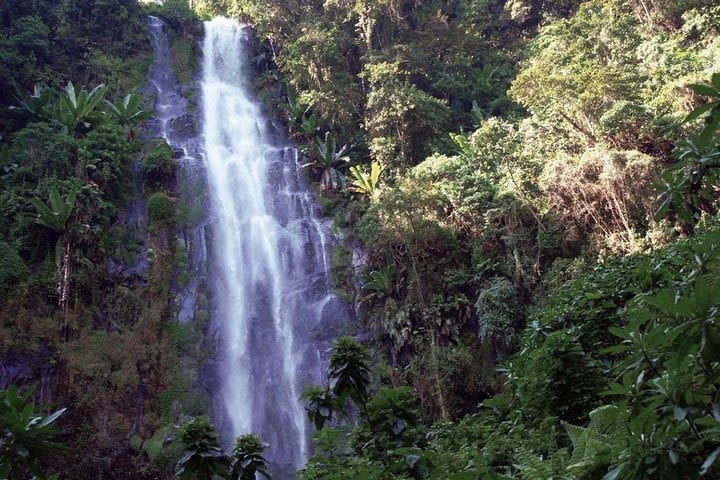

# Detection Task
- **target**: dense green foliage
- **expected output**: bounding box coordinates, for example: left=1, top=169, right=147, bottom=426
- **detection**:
left=0, top=242, right=28, bottom=300
left=174, top=417, right=271, bottom=480
left=188, top=0, right=720, bottom=477
left=147, top=191, right=175, bottom=224
left=175, top=416, right=230, bottom=480
left=0, top=385, right=65, bottom=480
left=0, top=0, right=151, bottom=134
left=2, top=0, right=720, bottom=478
left=0, top=1, right=207, bottom=478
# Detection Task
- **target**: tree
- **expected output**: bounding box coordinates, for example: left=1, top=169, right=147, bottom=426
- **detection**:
left=300, top=386, right=335, bottom=431
left=175, top=417, right=230, bottom=480
left=0, top=385, right=66, bottom=480
left=0, top=16, right=50, bottom=94
left=363, top=61, right=449, bottom=167
left=302, top=133, right=350, bottom=191
left=30, top=185, right=78, bottom=313
left=328, top=337, right=372, bottom=419
left=475, top=277, right=523, bottom=358
left=509, top=0, right=641, bottom=144
left=228, top=434, right=272, bottom=480
left=104, top=92, right=149, bottom=141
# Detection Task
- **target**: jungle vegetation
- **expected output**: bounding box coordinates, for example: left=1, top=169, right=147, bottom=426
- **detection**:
left=1, top=0, right=719, bottom=478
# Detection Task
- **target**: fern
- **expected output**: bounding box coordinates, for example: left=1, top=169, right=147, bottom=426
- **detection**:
left=513, top=448, right=572, bottom=480
left=563, top=405, right=627, bottom=471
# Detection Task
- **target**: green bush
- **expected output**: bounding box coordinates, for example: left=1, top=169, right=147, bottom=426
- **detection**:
left=0, top=241, right=28, bottom=297
left=362, top=387, right=424, bottom=454
left=79, top=123, right=133, bottom=203
left=475, top=277, right=523, bottom=355
left=10, top=122, right=77, bottom=177
left=142, top=139, right=176, bottom=188
left=406, top=340, right=493, bottom=418
left=512, top=331, right=603, bottom=425
left=147, top=191, right=174, bottom=224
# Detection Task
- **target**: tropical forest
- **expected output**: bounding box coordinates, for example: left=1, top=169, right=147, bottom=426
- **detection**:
left=0, top=0, right=719, bottom=478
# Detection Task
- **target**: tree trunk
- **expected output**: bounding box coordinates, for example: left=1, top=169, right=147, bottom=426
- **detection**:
left=430, top=332, right=449, bottom=420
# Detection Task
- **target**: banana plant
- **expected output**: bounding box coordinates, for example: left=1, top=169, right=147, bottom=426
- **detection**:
left=445, top=131, right=475, bottom=160
left=278, top=86, right=310, bottom=128
left=0, top=385, right=66, bottom=480
left=30, top=186, right=76, bottom=240
left=475, top=63, right=498, bottom=88
left=360, top=266, right=394, bottom=305
left=299, top=111, right=322, bottom=139
left=471, top=99, right=490, bottom=128
left=30, top=186, right=78, bottom=311
left=302, top=132, right=350, bottom=191
left=9, top=83, right=54, bottom=121
left=104, top=92, right=149, bottom=141
left=348, top=161, right=382, bottom=197
left=53, top=82, right=108, bottom=136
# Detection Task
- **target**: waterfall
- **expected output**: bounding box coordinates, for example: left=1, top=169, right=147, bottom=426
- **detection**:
left=201, top=18, right=350, bottom=476
left=147, top=15, right=206, bottom=323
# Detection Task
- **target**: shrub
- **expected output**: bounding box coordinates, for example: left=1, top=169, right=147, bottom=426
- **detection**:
left=0, top=241, right=28, bottom=297
left=142, top=139, right=176, bottom=188
left=100, top=285, right=142, bottom=329
left=598, top=100, right=655, bottom=149
left=366, top=387, right=422, bottom=446
left=10, top=122, right=76, bottom=177
left=475, top=277, right=523, bottom=356
left=541, top=148, right=657, bottom=253
left=512, top=331, right=603, bottom=425
left=147, top=191, right=174, bottom=224
left=79, top=123, right=133, bottom=203
left=407, top=340, right=493, bottom=418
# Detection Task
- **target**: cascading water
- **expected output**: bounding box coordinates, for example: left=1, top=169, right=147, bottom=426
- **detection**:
left=202, top=18, right=351, bottom=476
left=147, top=16, right=206, bottom=323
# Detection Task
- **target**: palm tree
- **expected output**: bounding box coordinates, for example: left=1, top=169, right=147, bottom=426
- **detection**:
left=0, top=385, right=66, bottom=480
left=30, top=186, right=78, bottom=317
left=228, top=434, right=272, bottom=480
left=104, top=92, right=149, bottom=141
left=175, top=417, right=230, bottom=480
left=348, top=161, right=382, bottom=197
left=302, top=133, right=350, bottom=191
left=53, top=82, right=108, bottom=136
left=328, top=337, right=372, bottom=421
